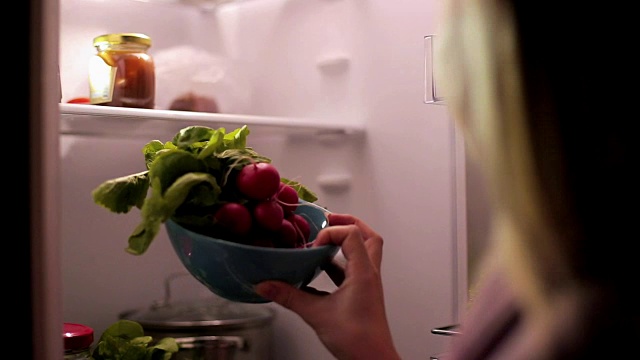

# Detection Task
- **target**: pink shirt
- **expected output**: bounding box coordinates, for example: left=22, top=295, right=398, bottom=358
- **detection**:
left=440, top=270, right=635, bottom=359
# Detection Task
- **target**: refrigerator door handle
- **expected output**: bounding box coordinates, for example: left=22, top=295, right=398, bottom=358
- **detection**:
left=424, top=35, right=446, bottom=106
left=431, top=324, right=461, bottom=336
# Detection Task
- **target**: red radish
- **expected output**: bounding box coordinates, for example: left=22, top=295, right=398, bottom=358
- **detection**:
left=236, top=162, right=281, bottom=200
left=276, top=183, right=299, bottom=214
left=276, top=218, right=297, bottom=247
left=253, top=200, right=285, bottom=231
left=289, top=213, right=311, bottom=243
left=249, top=235, right=275, bottom=248
left=213, top=202, right=252, bottom=235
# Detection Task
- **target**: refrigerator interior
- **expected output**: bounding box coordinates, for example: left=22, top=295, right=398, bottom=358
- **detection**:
left=58, top=0, right=467, bottom=359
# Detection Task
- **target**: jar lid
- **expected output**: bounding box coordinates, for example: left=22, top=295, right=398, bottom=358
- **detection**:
left=63, top=323, right=94, bottom=350
left=93, top=33, right=152, bottom=48
left=120, top=298, right=274, bottom=330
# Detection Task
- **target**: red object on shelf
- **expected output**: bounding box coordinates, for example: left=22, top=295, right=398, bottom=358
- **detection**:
left=67, top=97, right=91, bottom=104
left=63, top=322, right=94, bottom=351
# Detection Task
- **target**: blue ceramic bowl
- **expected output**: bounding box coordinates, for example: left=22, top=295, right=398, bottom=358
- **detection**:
left=165, top=201, right=338, bottom=303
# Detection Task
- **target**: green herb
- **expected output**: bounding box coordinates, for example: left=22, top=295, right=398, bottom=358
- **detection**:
left=91, top=320, right=178, bottom=360
left=92, top=125, right=317, bottom=255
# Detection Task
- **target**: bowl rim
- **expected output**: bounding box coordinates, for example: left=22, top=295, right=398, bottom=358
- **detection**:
left=165, top=217, right=337, bottom=254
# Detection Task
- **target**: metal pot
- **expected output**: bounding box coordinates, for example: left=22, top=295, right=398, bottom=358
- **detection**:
left=120, top=273, right=275, bottom=360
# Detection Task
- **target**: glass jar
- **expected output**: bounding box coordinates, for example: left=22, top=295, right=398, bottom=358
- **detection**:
left=89, top=33, right=155, bottom=109
left=63, top=323, right=94, bottom=360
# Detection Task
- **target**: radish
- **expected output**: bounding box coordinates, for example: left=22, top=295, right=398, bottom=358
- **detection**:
left=236, top=162, right=281, bottom=200
left=213, top=202, right=252, bottom=236
left=253, top=200, right=285, bottom=231
left=276, top=218, right=298, bottom=247
left=249, top=234, right=275, bottom=248
left=276, top=182, right=299, bottom=214
left=289, top=213, right=311, bottom=244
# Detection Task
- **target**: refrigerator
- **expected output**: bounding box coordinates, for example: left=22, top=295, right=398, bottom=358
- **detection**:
left=32, top=0, right=477, bottom=359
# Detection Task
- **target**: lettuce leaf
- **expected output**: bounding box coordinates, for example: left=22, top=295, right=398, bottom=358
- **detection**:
left=91, top=320, right=179, bottom=360
left=126, top=172, right=221, bottom=255
left=92, top=171, right=150, bottom=214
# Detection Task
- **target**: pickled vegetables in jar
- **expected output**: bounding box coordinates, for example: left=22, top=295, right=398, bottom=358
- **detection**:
left=89, top=33, right=155, bottom=109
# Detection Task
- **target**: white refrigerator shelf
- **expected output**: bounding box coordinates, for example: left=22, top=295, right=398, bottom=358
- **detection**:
left=59, top=103, right=366, bottom=139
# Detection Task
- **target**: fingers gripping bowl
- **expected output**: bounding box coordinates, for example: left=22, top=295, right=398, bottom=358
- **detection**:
left=166, top=200, right=339, bottom=303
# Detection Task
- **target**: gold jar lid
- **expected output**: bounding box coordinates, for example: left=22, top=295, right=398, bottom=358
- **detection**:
left=93, top=33, right=152, bottom=48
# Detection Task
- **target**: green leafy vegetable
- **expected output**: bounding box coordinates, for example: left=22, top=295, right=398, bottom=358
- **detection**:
left=92, top=172, right=150, bottom=214
left=92, top=125, right=318, bottom=255
left=91, top=319, right=179, bottom=360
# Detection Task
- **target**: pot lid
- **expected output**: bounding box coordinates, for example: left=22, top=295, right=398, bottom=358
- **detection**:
left=120, top=297, right=274, bottom=330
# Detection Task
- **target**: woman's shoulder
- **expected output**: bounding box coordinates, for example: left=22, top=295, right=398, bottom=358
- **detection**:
left=440, top=270, right=521, bottom=359
left=442, top=272, right=636, bottom=359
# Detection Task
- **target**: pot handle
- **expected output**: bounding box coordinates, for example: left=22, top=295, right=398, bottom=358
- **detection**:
left=174, top=335, right=245, bottom=350
left=150, top=272, right=195, bottom=308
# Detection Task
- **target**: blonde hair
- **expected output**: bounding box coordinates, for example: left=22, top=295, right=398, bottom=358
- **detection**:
left=435, top=0, right=573, bottom=317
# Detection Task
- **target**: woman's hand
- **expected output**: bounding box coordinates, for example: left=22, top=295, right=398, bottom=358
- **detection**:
left=255, top=213, right=401, bottom=360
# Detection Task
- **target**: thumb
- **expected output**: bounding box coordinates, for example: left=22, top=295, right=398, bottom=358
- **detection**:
left=255, top=281, right=315, bottom=312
